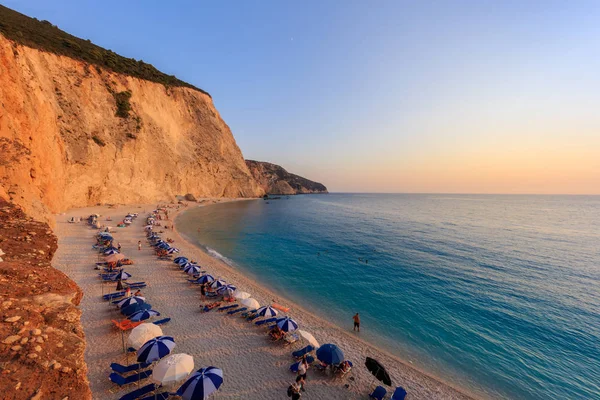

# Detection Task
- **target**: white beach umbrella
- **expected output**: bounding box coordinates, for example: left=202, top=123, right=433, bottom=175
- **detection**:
left=152, top=353, right=194, bottom=385
left=298, top=330, right=320, bottom=348
left=234, top=291, right=251, bottom=300
left=128, top=323, right=163, bottom=349
left=240, top=298, right=260, bottom=309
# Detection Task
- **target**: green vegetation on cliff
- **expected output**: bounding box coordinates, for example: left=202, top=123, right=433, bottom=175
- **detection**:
left=0, top=4, right=210, bottom=96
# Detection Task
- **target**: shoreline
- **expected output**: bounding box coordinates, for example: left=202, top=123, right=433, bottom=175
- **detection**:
left=53, top=199, right=482, bottom=399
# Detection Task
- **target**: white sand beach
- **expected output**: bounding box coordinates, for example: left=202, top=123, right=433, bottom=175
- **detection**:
left=53, top=200, right=477, bottom=400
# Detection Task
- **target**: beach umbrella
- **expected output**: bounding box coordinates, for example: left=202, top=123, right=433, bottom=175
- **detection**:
left=117, top=296, right=145, bottom=309
left=210, top=280, right=226, bottom=290
left=128, top=323, right=163, bottom=349
left=196, top=274, right=215, bottom=284
left=240, top=298, right=260, bottom=309
left=216, top=284, right=237, bottom=294
left=174, top=257, right=188, bottom=264
left=184, top=265, right=202, bottom=275
left=180, top=262, right=196, bottom=270
left=297, top=330, right=319, bottom=348
left=129, top=309, right=160, bottom=322
left=137, top=336, right=176, bottom=363
left=104, top=248, right=120, bottom=255
left=144, top=225, right=153, bottom=231
left=316, top=344, right=344, bottom=365
left=152, top=353, right=194, bottom=386
left=255, top=306, right=278, bottom=318
left=276, top=317, right=299, bottom=332
left=365, top=357, right=392, bottom=386
left=234, top=291, right=251, bottom=300
left=167, top=248, right=180, bottom=254
left=111, top=270, right=132, bottom=281
left=157, top=243, right=170, bottom=249
left=105, top=253, right=126, bottom=263
left=177, top=366, right=223, bottom=400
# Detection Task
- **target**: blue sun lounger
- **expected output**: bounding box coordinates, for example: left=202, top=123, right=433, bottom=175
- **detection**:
left=152, top=318, right=171, bottom=326
left=125, top=282, right=147, bottom=289
left=110, top=362, right=151, bottom=375
left=369, top=386, right=387, bottom=400
left=228, top=307, right=247, bottom=315
left=104, top=291, right=126, bottom=300
left=292, top=345, right=315, bottom=359
left=109, top=370, right=152, bottom=387
left=255, top=317, right=277, bottom=326
left=118, top=383, right=159, bottom=400
left=140, top=392, right=172, bottom=400
left=289, top=355, right=316, bottom=372
left=218, top=304, right=238, bottom=312
left=391, top=387, right=407, bottom=400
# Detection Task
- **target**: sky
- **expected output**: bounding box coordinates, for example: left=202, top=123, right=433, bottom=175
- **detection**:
left=5, top=0, right=600, bottom=194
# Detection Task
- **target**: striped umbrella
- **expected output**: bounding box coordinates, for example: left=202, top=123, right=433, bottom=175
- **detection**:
left=177, top=366, right=223, bottom=400
left=129, top=309, right=160, bottom=322
left=210, top=280, right=226, bottom=290
left=255, top=306, right=278, bottom=318
left=117, top=296, right=145, bottom=309
left=184, top=265, right=202, bottom=275
left=167, top=248, right=180, bottom=254
left=276, top=316, right=299, bottom=332
left=316, top=343, right=344, bottom=365
left=104, top=248, right=120, bottom=255
left=216, top=284, right=237, bottom=294
left=174, top=257, right=188, bottom=264
left=196, top=274, right=215, bottom=284
left=137, top=336, right=176, bottom=363
left=180, top=262, right=196, bottom=270
left=157, top=243, right=170, bottom=249
left=111, top=270, right=132, bottom=281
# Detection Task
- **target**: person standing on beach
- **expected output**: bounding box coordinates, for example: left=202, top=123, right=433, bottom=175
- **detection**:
left=353, top=313, right=360, bottom=332
left=297, top=358, right=308, bottom=391
left=200, top=283, right=207, bottom=300
left=138, top=241, right=142, bottom=251
left=117, top=242, right=122, bottom=252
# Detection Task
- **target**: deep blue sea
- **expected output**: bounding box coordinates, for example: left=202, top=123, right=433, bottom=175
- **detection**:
left=176, top=194, right=600, bottom=400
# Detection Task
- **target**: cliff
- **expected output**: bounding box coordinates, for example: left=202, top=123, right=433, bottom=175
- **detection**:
left=0, top=33, right=263, bottom=224
left=245, top=160, right=328, bottom=195
left=0, top=197, right=91, bottom=400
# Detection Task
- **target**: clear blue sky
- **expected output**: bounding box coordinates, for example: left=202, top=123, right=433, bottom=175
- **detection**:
left=5, top=1, right=600, bottom=193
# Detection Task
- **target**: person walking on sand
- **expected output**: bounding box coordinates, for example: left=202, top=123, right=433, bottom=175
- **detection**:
left=297, top=358, right=308, bottom=391
left=138, top=241, right=142, bottom=251
left=353, top=313, right=360, bottom=332
left=117, top=242, right=122, bottom=252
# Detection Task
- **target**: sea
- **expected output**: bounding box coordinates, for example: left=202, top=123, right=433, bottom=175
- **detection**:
left=175, top=194, right=600, bottom=400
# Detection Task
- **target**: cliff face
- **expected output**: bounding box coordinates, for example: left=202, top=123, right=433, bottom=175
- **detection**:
left=0, top=197, right=91, bottom=400
left=0, top=35, right=263, bottom=224
left=245, top=160, right=328, bottom=195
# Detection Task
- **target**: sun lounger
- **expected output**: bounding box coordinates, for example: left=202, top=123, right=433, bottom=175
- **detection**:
left=333, top=360, right=353, bottom=378
left=118, top=383, right=159, bottom=400
left=125, top=282, right=147, bottom=289
left=246, top=314, right=260, bottom=321
left=110, top=362, right=151, bottom=375
left=272, top=303, right=290, bottom=312
left=202, top=302, right=221, bottom=312
left=292, top=345, right=315, bottom=359
left=314, top=362, right=328, bottom=372
left=217, top=304, right=238, bottom=312
left=139, top=392, right=172, bottom=400
left=228, top=307, right=247, bottom=315
left=391, top=387, right=407, bottom=400
left=109, top=370, right=152, bottom=387
left=112, top=319, right=143, bottom=331
left=104, top=291, right=126, bottom=300
left=255, top=317, right=277, bottom=326
left=289, top=355, right=315, bottom=372
left=283, top=333, right=299, bottom=346
left=369, top=386, right=387, bottom=400
left=152, top=318, right=171, bottom=326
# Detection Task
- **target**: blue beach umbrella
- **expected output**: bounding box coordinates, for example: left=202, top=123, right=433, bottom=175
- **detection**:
left=177, top=366, right=223, bottom=400
left=129, top=309, right=160, bottom=322
left=104, top=248, right=120, bottom=255
left=157, top=243, right=170, bottom=249
left=196, top=274, right=215, bottom=284
left=111, top=270, right=132, bottom=281
left=137, top=335, right=175, bottom=363
left=117, top=296, right=145, bottom=309
left=276, top=317, right=299, bottom=332
left=316, top=344, right=344, bottom=365
left=185, top=265, right=202, bottom=275
left=167, top=248, right=180, bottom=254
left=210, top=280, right=226, bottom=290
left=255, top=306, right=278, bottom=318
left=216, top=284, right=237, bottom=294
left=176, top=258, right=190, bottom=266
left=180, top=262, right=196, bottom=270
left=174, top=257, right=188, bottom=264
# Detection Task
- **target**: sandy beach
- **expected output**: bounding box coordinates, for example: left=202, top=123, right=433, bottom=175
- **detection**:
left=53, top=200, right=477, bottom=400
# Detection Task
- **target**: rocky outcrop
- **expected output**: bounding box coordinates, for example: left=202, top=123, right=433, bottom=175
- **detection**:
left=245, top=160, right=328, bottom=195
left=0, top=34, right=263, bottom=225
left=0, top=197, right=91, bottom=399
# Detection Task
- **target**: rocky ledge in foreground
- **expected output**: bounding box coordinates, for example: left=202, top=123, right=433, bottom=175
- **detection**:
left=245, top=160, right=328, bottom=195
left=0, top=197, right=91, bottom=399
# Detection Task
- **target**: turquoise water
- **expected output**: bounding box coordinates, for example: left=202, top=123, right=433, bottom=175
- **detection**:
left=176, top=194, right=600, bottom=400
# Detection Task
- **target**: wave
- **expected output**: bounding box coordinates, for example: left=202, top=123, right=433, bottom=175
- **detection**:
left=206, top=246, right=235, bottom=267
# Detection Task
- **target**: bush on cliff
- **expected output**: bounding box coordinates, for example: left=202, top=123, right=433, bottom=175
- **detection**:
left=114, top=91, right=132, bottom=118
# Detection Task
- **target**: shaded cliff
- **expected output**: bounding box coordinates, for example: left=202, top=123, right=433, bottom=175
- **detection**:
left=0, top=197, right=91, bottom=400
left=246, top=160, right=328, bottom=195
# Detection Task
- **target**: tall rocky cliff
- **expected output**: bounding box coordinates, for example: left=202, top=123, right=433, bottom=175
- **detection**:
left=0, top=34, right=263, bottom=224
left=246, top=160, right=328, bottom=195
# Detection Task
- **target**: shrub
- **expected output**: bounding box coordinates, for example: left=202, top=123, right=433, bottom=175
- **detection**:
left=114, top=91, right=132, bottom=118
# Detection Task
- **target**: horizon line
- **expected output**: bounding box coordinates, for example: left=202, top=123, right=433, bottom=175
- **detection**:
left=323, top=192, right=600, bottom=196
